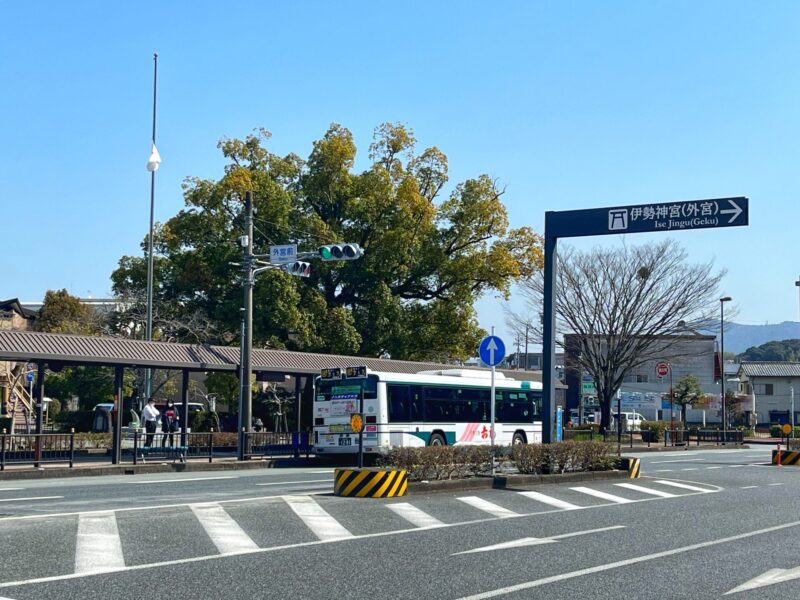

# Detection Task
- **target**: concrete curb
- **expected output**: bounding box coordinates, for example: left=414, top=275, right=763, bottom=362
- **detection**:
left=0, top=459, right=306, bottom=481
left=406, top=469, right=629, bottom=495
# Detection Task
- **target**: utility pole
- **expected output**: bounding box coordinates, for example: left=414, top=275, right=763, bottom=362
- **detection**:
left=524, top=322, right=529, bottom=370
left=237, top=191, right=254, bottom=460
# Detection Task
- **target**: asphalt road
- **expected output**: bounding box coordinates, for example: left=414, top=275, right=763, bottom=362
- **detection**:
left=2, top=445, right=798, bottom=599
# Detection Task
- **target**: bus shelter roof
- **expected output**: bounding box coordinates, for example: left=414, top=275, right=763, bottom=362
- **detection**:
left=0, top=330, right=548, bottom=382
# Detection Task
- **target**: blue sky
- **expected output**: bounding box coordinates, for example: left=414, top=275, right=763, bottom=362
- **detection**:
left=2, top=1, right=799, bottom=344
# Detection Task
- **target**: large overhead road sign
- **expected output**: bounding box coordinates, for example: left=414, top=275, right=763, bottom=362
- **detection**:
left=545, top=197, right=748, bottom=239
left=540, top=195, right=749, bottom=444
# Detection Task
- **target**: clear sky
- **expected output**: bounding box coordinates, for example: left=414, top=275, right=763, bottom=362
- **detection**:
left=2, top=1, right=799, bottom=344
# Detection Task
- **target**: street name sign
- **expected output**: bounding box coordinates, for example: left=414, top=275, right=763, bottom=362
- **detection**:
left=479, top=335, right=506, bottom=367
left=269, top=244, right=298, bottom=264
left=545, top=197, right=748, bottom=239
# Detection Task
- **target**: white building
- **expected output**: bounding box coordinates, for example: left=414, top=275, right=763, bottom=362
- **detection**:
left=737, top=362, right=800, bottom=426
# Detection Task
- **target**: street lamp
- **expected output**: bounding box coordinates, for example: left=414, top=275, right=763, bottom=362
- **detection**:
left=719, top=296, right=732, bottom=441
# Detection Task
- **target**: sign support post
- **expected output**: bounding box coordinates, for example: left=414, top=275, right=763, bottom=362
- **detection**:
left=478, top=332, right=505, bottom=476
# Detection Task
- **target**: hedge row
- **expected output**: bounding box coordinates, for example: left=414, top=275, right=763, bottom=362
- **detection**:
left=381, top=441, right=616, bottom=481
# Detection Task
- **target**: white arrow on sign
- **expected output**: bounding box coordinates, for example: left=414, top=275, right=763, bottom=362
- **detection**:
left=720, top=199, right=743, bottom=224
left=725, top=566, right=800, bottom=595
left=486, top=337, right=498, bottom=366
left=451, top=525, right=625, bottom=556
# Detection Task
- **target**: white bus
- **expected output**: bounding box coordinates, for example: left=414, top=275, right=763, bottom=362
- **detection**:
left=313, top=368, right=542, bottom=455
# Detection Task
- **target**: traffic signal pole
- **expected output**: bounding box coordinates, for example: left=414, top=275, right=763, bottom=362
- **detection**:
left=238, top=191, right=254, bottom=460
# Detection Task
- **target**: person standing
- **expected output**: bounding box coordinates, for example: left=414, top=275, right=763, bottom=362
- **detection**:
left=141, top=398, right=160, bottom=448
left=161, top=400, right=179, bottom=447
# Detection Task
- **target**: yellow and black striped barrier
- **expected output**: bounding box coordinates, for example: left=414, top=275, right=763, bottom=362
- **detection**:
left=334, top=468, right=408, bottom=498
left=772, top=450, right=800, bottom=465
left=619, top=457, right=641, bottom=478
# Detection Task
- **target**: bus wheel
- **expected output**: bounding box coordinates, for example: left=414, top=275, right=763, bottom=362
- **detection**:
left=512, top=432, right=526, bottom=445
left=429, top=433, right=446, bottom=447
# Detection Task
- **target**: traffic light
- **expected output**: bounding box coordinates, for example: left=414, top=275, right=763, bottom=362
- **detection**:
left=284, top=261, right=311, bottom=277
left=318, top=243, right=363, bottom=261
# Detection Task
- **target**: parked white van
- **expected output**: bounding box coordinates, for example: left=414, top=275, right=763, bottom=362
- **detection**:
left=614, top=412, right=646, bottom=432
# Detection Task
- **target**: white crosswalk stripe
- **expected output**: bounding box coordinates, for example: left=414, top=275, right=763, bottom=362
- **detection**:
left=457, top=496, right=518, bottom=518
left=190, top=503, right=259, bottom=554
left=284, top=495, right=354, bottom=541
left=518, top=490, right=580, bottom=510
left=653, top=480, right=713, bottom=493
left=387, top=502, right=444, bottom=527
left=613, top=483, right=677, bottom=498
left=74, top=512, right=125, bottom=574
left=571, top=487, right=634, bottom=504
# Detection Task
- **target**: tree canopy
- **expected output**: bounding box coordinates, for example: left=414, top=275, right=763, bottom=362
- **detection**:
left=111, top=123, right=543, bottom=361
left=671, top=374, right=705, bottom=424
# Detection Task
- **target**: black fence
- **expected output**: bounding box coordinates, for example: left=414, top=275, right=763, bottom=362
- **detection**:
left=693, top=430, right=744, bottom=445
left=131, top=431, right=216, bottom=464
left=0, top=431, right=75, bottom=470
left=242, top=431, right=312, bottom=459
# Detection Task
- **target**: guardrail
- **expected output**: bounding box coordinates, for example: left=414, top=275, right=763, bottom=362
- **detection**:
left=0, top=429, right=75, bottom=469
left=132, top=431, right=215, bottom=464
left=242, top=431, right=311, bottom=459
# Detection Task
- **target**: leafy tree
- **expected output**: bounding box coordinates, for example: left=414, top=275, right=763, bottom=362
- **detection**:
left=510, top=240, right=725, bottom=432
left=672, top=374, right=705, bottom=425
left=111, top=123, right=543, bottom=361
left=34, top=289, right=104, bottom=335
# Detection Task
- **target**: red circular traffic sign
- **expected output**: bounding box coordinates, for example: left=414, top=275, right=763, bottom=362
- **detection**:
left=656, top=362, right=670, bottom=377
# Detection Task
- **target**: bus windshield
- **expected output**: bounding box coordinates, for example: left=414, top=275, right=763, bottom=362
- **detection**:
left=315, top=376, right=378, bottom=402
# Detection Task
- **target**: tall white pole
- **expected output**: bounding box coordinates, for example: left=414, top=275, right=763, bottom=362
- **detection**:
left=792, top=387, right=795, bottom=437
left=490, top=325, right=496, bottom=476
left=144, top=52, right=158, bottom=401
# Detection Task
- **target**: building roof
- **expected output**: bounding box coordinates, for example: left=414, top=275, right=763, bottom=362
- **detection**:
left=0, top=299, right=37, bottom=319
left=0, top=330, right=545, bottom=382
left=738, top=362, right=800, bottom=378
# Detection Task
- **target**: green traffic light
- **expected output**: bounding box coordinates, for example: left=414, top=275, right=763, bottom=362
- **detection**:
left=320, top=247, right=333, bottom=260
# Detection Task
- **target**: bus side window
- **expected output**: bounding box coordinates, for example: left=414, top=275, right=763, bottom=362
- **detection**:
left=388, top=385, right=411, bottom=422
left=410, top=386, right=423, bottom=421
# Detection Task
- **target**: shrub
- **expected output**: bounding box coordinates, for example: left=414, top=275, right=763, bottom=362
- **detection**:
left=380, top=445, right=493, bottom=481
left=641, top=421, right=670, bottom=442
left=73, top=433, right=112, bottom=449
left=512, top=443, right=550, bottom=474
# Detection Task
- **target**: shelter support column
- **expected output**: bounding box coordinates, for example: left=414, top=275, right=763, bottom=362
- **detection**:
left=112, top=366, right=123, bottom=465
left=181, top=370, right=189, bottom=448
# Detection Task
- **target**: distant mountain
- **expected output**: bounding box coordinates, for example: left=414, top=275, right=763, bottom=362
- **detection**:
left=737, top=339, right=800, bottom=362
left=724, top=321, right=800, bottom=355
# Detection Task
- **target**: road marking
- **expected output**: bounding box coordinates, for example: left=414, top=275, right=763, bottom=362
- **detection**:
left=706, top=467, right=723, bottom=470
left=126, top=476, right=236, bottom=484
left=570, top=487, right=634, bottom=504
left=452, top=525, right=626, bottom=555
left=0, top=483, right=723, bottom=590
left=0, top=496, right=63, bottom=503
left=650, top=459, right=705, bottom=464
left=255, top=479, right=332, bottom=486
left=457, top=496, right=518, bottom=518
left=386, top=503, right=444, bottom=528
left=311, top=470, right=335, bottom=473
left=654, top=480, right=712, bottom=493
left=768, top=483, right=783, bottom=487
left=681, top=468, right=699, bottom=471
left=740, top=486, right=758, bottom=489
left=454, top=520, right=800, bottom=599
left=190, top=503, right=259, bottom=554
left=0, top=488, right=25, bottom=492
left=725, top=566, right=800, bottom=595
left=614, top=483, right=676, bottom=498
left=653, top=469, right=674, bottom=472
left=728, top=465, right=747, bottom=468
left=283, top=495, right=353, bottom=541
left=517, top=490, right=580, bottom=510
left=74, top=512, right=125, bottom=574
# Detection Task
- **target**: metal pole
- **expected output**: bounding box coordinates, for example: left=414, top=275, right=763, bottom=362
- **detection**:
left=616, top=389, right=621, bottom=450
left=237, top=192, right=254, bottom=460
left=145, top=52, right=158, bottom=401
left=670, top=365, right=674, bottom=431
left=792, top=387, right=795, bottom=438
left=112, top=366, right=123, bottom=465
left=34, top=363, right=44, bottom=467
left=358, top=384, right=364, bottom=469
left=490, top=326, right=496, bottom=476
left=541, top=232, right=557, bottom=443
left=720, top=299, right=727, bottom=442
left=181, top=370, right=190, bottom=448
left=295, top=376, right=302, bottom=434
left=524, top=323, right=529, bottom=371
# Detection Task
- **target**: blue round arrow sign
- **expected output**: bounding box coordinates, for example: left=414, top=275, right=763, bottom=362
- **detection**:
left=478, top=335, right=506, bottom=367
